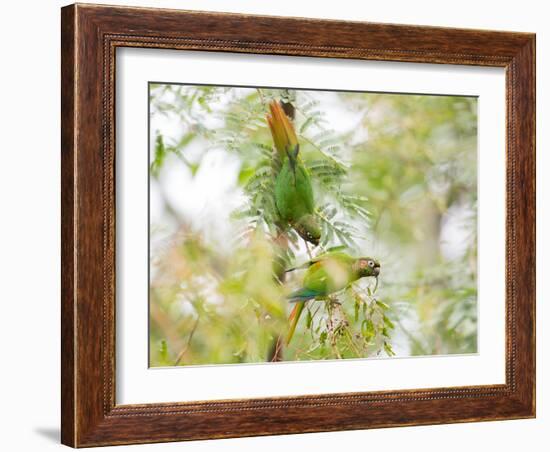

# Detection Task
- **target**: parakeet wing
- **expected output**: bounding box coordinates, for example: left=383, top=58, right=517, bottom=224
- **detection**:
left=275, top=158, right=315, bottom=222
left=311, top=250, right=354, bottom=265
left=302, top=257, right=355, bottom=295
left=285, top=249, right=353, bottom=273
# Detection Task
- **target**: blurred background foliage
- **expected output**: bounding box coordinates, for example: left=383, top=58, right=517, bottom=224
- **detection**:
left=148, top=83, right=478, bottom=366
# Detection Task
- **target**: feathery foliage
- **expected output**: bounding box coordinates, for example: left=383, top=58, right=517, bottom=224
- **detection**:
left=148, top=84, right=478, bottom=365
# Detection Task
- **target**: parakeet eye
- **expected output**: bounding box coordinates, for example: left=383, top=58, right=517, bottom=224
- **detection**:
left=368, top=260, right=374, bottom=268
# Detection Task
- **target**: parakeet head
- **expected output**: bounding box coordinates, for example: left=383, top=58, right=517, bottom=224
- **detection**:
left=294, top=215, right=321, bottom=246
left=354, top=257, right=380, bottom=278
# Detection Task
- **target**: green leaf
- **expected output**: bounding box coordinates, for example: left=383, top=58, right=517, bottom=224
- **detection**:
left=384, top=342, right=396, bottom=356
left=376, top=300, right=390, bottom=311
left=238, top=166, right=255, bottom=185
left=361, top=319, right=375, bottom=341
left=306, top=308, right=313, bottom=329
left=159, top=339, right=168, bottom=363
left=150, top=133, right=166, bottom=177
left=300, top=115, right=315, bottom=134
left=383, top=315, right=395, bottom=330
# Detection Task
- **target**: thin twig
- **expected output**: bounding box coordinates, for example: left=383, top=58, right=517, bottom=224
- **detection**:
left=257, top=88, right=266, bottom=107
left=345, top=328, right=362, bottom=357
left=174, top=317, right=200, bottom=366
left=299, top=133, right=348, bottom=169
left=271, top=336, right=284, bottom=362
left=304, top=238, right=313, bottom=260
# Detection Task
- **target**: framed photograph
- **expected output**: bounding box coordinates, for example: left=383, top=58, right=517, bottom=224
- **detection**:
left=61, top=4, right=535, bottom=447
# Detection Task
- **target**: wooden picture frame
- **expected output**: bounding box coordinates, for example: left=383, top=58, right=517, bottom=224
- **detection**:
left=61, top=3, right=535, bottom=447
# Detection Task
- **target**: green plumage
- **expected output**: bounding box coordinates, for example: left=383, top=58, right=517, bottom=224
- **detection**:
left=275, top=149, right=314, bottom=219
left=285, top=250, right=380, bottom=344
left=267, top=101, right=321, bottom=246
left=274, top=146, right=320, bottom=245
left=289, top=250, right=379, bottom=301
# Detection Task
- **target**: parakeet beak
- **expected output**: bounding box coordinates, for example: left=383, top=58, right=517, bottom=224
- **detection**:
left=373, top=265, right=380, bottom=277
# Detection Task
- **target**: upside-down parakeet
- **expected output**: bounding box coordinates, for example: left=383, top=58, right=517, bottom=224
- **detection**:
left=285, top=248, right=380, bottom=344
left=267, top=101, right=321, bottom=246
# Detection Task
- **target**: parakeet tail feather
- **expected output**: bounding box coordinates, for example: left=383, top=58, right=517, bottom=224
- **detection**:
left=286, top=301, right=306, bottom=345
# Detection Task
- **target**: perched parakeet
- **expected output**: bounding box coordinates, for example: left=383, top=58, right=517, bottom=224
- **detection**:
left=267, top=101, right=321, bottom=246
left=285, top=248, right=380, bottom=344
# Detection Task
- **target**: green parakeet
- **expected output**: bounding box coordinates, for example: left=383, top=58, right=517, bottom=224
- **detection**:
left=267, top=101, right=321, bottom=246
left=285, top=248, right=380, bottom=344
